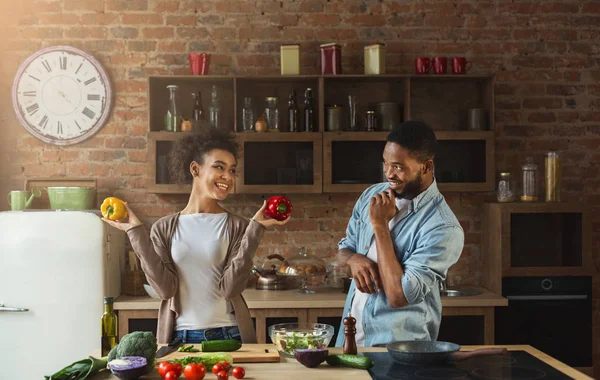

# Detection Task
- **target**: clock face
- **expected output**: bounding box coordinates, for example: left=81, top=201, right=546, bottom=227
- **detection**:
left=11, top=46, right=112, bottom=146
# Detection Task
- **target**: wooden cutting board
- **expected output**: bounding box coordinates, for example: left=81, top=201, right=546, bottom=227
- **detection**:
left=24, top=178, right=96, bottom=210
left=158, top=343, right=280, bottom=363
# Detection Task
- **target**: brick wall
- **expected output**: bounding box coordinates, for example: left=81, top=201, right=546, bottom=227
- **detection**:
left=1, top=0, right=598, bottom=373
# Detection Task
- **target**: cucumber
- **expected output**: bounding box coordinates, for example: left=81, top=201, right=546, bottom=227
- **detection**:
left=201, top=339, right=242, bottom=352
left=325, top=354, right=374, bottom=369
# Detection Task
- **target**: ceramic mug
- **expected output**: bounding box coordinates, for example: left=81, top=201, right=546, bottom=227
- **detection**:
left=451, top=57, right=472, bottom=75
left=415, top=57, right=432, bottom=74
left=432, top=57, right=447, bottom=74
left=7, top=188, right=41, bottom=211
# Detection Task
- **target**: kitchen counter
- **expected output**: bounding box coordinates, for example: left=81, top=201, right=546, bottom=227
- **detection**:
left=114, top=286, right=507, bottom=310
left=114, top=286, right=506, bottom=344
left=91, top=344, right=591, bottom=380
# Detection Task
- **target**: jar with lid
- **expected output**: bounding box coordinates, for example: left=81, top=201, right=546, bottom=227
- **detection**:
left=326, top=105, right=343, bottom=131
left=325, top=257, right=350, bottom=289
left=520, top=157, right=538, bottom=202
left=265, top=97, right=280, bottom=132
left=241, top=97, right=255, bottom=132
left=497, top=172, right=515, bottom=203
left=545, top=151, right=560, bottom=202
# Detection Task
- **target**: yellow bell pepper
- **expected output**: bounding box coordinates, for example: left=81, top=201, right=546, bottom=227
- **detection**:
left=100, top=197, right=128, bottom=221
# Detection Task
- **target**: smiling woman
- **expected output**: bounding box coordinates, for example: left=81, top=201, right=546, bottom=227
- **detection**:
left=100, top=125, right=291, bottom=344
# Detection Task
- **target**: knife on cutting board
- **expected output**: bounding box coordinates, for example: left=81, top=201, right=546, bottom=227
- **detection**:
left=156, top=336, right=183, bottom=358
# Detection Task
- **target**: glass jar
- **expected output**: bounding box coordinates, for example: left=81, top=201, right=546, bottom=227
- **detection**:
left=208, top=85, right=220, bottom=128
left=265, top=97, right=280, bottom=132
left=497, top=172, right=515, bottom=203
left=545, top=151, right=560, bottom=202
left=326, top=105, right=343, bottom=131
left=164, top=85, right=181, bottom=132
left=325, top=257, right=350, bottom=289
left=366, top=110, right=376, bottom=131
left=520, top=157, right=538, bottom=202
left=241, top=97, right=255, bottom=132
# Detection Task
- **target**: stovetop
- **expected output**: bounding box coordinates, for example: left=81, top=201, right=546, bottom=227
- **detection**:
left=364, top=351, right=573, bottom=380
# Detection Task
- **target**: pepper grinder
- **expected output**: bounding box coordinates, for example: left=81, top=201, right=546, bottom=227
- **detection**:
left=343, top=312, right=357, bottom=355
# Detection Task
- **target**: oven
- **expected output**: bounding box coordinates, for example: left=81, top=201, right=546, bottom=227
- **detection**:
left=495, top=276, right=592, bottom=368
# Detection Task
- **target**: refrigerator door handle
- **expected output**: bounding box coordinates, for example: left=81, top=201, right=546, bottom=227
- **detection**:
left=0, top=303, right=29, bottom=312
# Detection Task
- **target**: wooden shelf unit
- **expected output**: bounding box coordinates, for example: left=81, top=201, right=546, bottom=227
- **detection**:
left=482, top=202, right=595, bottom=294
left=147, top=74, right=495, bottom=194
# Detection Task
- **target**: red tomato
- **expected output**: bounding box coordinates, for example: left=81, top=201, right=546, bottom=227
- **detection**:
left=165, top=371, right=179, bottom=380
left=217, top=370, right=229, bottom=380
left=158, top=362, right=175, bottom=378
left=219, top=361, right=231, bottom=372
left=184, top=363, right=206, bottom=380
left=173, top=362, right=183, bottom=377
left=232, top=367, right=245, bottom=379
left=212, top=363, right=224, bottom=375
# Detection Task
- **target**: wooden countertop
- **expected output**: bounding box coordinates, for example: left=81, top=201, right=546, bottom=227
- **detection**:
left=91, top=345, right=591, bottom=380
left=114, top=286, right=507, bottom=310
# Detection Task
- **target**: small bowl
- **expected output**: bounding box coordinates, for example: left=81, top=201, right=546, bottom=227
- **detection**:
left=269, top=323, right=334, bottom=357
left=143, top=284, right=160, bottom=299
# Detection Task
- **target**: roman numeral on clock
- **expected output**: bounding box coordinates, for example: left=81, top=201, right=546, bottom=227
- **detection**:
left=84, top=77, right=97, bottom=86
left=42, top=60, right=52, bottom=72
left=75, top=120, right=82, bottom=130
left=82, top=107, right=96, bottom=119
left=23, top=91, right=37, bottom=97
left=87, top=94, right=101, bottom=101
left=26, top=103, right=39, bottom=115
left=57, top=121, right=63, bottom=135
left=60, top=56, right=67, bottom=70
left=39, top=115, right=49, bottom=129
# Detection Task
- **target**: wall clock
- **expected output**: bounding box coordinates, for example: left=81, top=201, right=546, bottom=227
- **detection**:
left=11, top=45, right=112, bottom=146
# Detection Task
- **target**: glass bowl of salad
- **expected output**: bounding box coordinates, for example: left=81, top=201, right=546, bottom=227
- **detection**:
left=269, top=323, right=335, bottom=357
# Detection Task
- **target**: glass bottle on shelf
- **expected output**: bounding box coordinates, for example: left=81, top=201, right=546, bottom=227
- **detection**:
left=241, top=97, right=255, bottom=132
left=101, top=297, right=118, bottom=357
left=288, top=90, right=298, bottom=132
left=164, top=85, right=181, bottom=132
left=265, top=97, right=280, bottom=132
left=208, top=85, right=220, bottom=128
left=303, top=88, right=314, bottom=132
left=497, top=172, right=515, bottom=203
left=520, top=157, right=538, bottom=202
left=545, top=151, right=560, bottom=202
left=192, top=91, right=203, bottom=130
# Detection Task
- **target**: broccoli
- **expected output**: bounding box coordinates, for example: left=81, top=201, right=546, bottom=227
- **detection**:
left=107, top=331, right=157, bottom=373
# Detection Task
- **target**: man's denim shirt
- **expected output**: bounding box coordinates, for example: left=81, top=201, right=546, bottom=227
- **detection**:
left=334, top=180, right=464, bottom=347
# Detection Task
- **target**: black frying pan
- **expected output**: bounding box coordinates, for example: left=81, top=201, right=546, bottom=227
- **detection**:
left=386, top=341, right=508, bottom=366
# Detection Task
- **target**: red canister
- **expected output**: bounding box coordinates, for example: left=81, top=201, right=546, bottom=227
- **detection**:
left=320, top=43, right=342, bottom=75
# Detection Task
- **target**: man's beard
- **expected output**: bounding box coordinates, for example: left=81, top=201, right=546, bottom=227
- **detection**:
left=393, top=171, right=423, bottom=199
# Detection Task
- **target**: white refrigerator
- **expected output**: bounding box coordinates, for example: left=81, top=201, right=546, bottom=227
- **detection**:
left=0, top=211, right=125, bottom=379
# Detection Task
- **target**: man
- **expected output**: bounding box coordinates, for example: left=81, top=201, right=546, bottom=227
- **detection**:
left=335, top=120, right=464, bottom=348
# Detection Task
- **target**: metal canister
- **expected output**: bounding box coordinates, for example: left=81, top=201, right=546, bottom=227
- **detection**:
left=326, top=105, right=343, bottom=131
left=375, top=102, right=400, bottom=131
left=366, top=110, right=376, bottom=132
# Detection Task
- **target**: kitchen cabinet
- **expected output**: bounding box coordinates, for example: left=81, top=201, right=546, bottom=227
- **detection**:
left=147, top=74, right=495, bottom=194
left=482, top=202, right=594, bottom=294
left=115, top=287, right=506, bottom=344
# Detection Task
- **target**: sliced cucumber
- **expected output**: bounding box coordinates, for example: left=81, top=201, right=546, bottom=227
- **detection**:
left=201, top=339, right=242, bottom=352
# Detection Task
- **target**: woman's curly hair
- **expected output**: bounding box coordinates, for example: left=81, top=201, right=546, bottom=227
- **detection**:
left=168, top=126, right=239, bottom=185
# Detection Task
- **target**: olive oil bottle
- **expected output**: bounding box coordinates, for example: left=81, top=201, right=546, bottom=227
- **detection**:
left=101, top=297, right=118, bottom=356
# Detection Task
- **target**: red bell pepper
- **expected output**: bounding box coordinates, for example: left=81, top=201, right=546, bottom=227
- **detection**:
left=263, top=195, right=293, bottom=221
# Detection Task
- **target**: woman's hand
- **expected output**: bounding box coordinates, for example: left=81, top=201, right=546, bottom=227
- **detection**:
left=252, top=200, right=291, bottom=228
left=101, top=202, right=142, bottom=231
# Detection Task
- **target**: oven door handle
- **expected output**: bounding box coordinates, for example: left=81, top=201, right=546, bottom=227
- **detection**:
left=507, top=295, right=588, bottom=301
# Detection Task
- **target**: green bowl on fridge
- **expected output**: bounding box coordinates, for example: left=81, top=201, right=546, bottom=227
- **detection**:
left=47, top=187, right=96, bottom=210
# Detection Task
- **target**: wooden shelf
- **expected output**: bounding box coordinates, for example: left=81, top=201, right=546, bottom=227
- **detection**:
left=147, top=74, right=495, bottom=194
left=147, top=131, right=193, bottom=194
